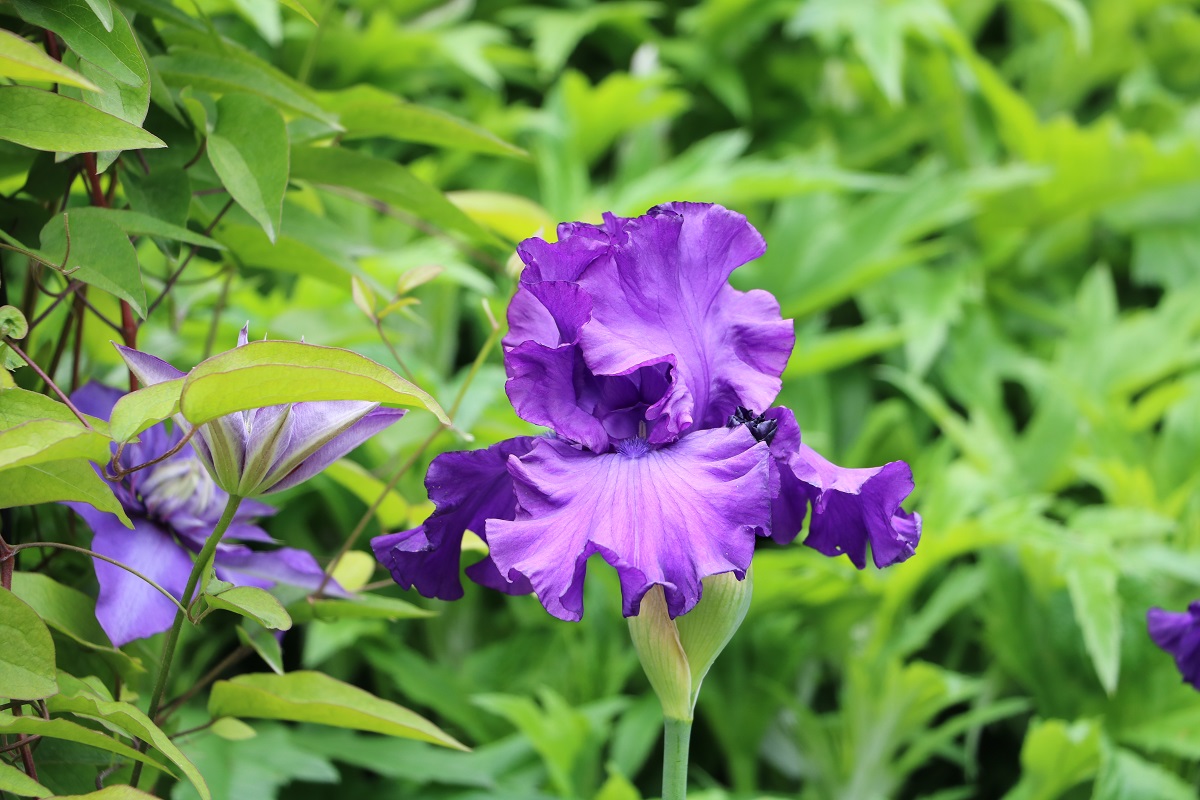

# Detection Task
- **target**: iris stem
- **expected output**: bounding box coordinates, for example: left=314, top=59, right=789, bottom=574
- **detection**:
left=662, top=716, right=692, bottom=800
left=130, top=494, right=243, bottom=788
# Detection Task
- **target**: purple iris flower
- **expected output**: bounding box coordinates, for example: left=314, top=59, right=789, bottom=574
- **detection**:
left=117, top=325, right=407, bottom=497
left=373, top=202, right=921, bottom=621
left=66, top=382, right=340, bottom=646
left=1148, top=603, right=1200, bottom=690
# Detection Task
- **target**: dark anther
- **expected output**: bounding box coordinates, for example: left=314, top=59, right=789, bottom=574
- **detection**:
left=726, top=406, right=777, bottom=444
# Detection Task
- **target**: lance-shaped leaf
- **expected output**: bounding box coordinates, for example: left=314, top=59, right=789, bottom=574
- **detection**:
left=0, top=460, right=132, bottom=526
left=179, top=340, right=449, bottom=425
left=208, top=93, right=289, bottom=242
left=0, top=87, right=165, bottom=154
left=0, top=387, right=109, bottom=432
left=0, top=588, right=58, bottom=700
left=209, top=671, right=468, bottom=750
left=9, top=0, right=145, bottom=86
left=289, top=594, right=433, bottom=623
left=0, top=761, right=50, bottom=798
left=0, top=29, right=99, bottom=90
left=108, top=378, right=183, bottom=443
left=202, top=586, right=292, bottom=631
left=0, top=715, right=171, bottom=774
left=39, top=210, right=147, bottom=316
left=0, top=420, right=111, bottom=472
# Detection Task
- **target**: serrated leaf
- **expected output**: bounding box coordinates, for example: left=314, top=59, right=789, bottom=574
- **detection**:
left=0, top=419, right=111, bottom=472
left=108, top=378, right=183, bottom=443
left=39, top=210, right=147, bottom=317
left=0, top=761, right=50, bottom=798
left=208, top=93, right=289, bottom=242
left=9, top=1, right=145, bottom=86
left=0, top=87, right=165, bottom=154
left=209, top=671, right=467, bottom=750
left=179, top=340, right=448, bottom=425
left=0, top=459, right=132, bottom=526
left=0, top=29, right=99, bottom=91
left=203, top=586, right=292, bottom=631
left=0, top=588, right=58, bottom=700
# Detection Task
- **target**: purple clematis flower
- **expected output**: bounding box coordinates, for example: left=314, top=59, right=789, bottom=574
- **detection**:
left=1148, top=603, right=1200, bottom=690
left=373, top=202, right=921, bottom=621
left=117, top=325, right=406, bottom=498
left=66, top=382, right=340, bottom=646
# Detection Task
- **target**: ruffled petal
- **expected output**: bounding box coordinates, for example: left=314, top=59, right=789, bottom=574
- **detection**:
left=764, top=407, right=921, bottom=569
left=486, top=426, right=771, bottom=622
left=1149, top=603, right=1200, bottom=689
left=371, top=437, right=536, bottom=600
left=262, top=405, right=405, bottom=494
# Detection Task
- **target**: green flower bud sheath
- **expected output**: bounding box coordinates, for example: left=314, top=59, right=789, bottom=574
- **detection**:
left=628, top=569, right=753, bottom=800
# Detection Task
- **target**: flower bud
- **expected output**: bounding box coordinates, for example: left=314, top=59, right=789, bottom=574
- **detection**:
left=628, top=569, right=753, bottom=722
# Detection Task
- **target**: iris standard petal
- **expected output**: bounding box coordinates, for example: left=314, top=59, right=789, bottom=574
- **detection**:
left=371, top=437, right=536, bottom=600
left=486, top=426, right=771, bottom=622
left=1149, top=603, right=1200, bottom=689
left=262, top=405, right=405, bottom=494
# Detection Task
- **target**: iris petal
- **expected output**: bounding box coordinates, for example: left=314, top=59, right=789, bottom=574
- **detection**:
left=1148, top=603, right=1200, bottom=689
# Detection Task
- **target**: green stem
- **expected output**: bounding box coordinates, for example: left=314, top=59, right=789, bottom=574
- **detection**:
left=662, top=717, right=692, bottom=800
left=130, top=494, right=243, bottom=787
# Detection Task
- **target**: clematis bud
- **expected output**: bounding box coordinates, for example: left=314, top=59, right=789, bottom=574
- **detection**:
left=628, top=569, right=753, bottom=722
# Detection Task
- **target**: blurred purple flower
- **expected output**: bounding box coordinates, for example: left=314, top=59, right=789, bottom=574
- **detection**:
left=67, top=382, right=339, bottom=646
left=117, top=325, right=406, bottom=497
left=373, top=202, right=921, bottom=621
left=1148, top=603, right=1200, bottom=690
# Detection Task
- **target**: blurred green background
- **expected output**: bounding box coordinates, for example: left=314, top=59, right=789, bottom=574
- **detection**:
left=5, top=0, right=1200, bottom=797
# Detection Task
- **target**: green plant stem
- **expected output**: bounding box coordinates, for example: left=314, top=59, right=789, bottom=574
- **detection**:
left=662, top=717, right=692, bottom=800
left=130, top=494, right=243, bottom=787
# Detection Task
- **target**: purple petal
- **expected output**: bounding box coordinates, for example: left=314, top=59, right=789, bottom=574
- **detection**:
left=115, top=345, right=186, bottom=386
left=70, top=381, right=123, bottom=420
left=371, top=437, right=536, bottom=600
left=262, top=405, right=405, bottom=494
left=237, top=404, right=296, bottom=495
left=765, top=407, right=921, bottom=569
left=1148, top=603, right=1200, bottom=689
left=81, top=509, right=193, bottom=646
left=214, top=544, right=347, bottom=596
left=504, top=341, right=611, bottom=452
left=486, top=426, right=771, bottom=622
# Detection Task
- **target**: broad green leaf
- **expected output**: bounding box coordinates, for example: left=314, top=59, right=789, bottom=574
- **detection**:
left=203, top=586, right=292, bottom=631
left=179, top=340, right=449, bottom=425
left=9, top=1, right=146, bottom=86
left=83, top=0, right=114, bottom=30
left=0, top=716, right=170, bottom=773
left=0, top=761, right=50, bottom=797
left=60, top=56, right=151, bottom=172
left=153, top=48, right=338, bottom=126
left=0, top=459, right=132, bottom=526
left=323, top=459, right=408, bottom=529
left=9, top=573, right=141, bottom=673
left=0, top=388, right=108, bottom=432
left=209, top=671, right=467, bottom=750
left=69, top=208, right=223, bottom=250
left=1065, top=559, right=1121, bottom=695
left=237, top=623, right=284, bottom=675
left=49, top=787, right=160, bottom=799
left=1004, top=718, right=1102, bottom=800
left=213, top=223, right=348, bottom=285
left=290, top=146, right=499, bottom=247
left=0, top=420, right=110, bottom=472
left=0, top=588, right=58, bottom=700
left=48, top=682, right=211, bottom=800
left=329, top=550, right=375, bottom=593
left=211, top=717, right=257, bottom=741
left=292, top=594, right=433, bottom=623
left=40, top=210, right=147, bottom=317
left=447, top=191, right=553, bottom=243
left=0, top=87, right=165, bottom=154
left=208, top=94, right=289, bottom=241
left=108, top=378, right=183, bottom=442
left=171, top=723, right=336, bottom=800
left=121, top=168, right=193, bottom=229
left=0, top=29, right=99, bottom=91
left=322, top=86, right=526, bottom=157
left=279, top=0, right=317, bottom=24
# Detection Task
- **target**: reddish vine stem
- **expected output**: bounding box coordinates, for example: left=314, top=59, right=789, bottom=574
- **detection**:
left=84, top=153, right=139, bottom=385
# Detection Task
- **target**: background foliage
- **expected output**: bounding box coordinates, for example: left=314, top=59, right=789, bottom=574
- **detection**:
left=2, top=0, right=1200, bottom=798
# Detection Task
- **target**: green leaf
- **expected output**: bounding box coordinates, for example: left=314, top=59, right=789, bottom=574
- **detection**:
left=83, top=0, right=114, bottom=30
left=208, top=94, right=289, bottom=242
left=0, top=715, right=171, bottom=773
left=209, top=671, right=468, bottom=750
left=213, top=223, right=347, bottom=285
left=237, top=623, right=284, bottom=675
left=153, top=48, right=338, bottom=127
left=290, top=146, right=499, bottom=247
left=0, top=420, right=111, bottom=472
left=108, top=378, right=183, bottom=443
left=39, top=210, right=147, bottom=317
left=0, top=388, right=109, bottom=433
left=1094, top=747, right=1197, bottom=800
left=47, top=787, right=161, bottom=799
left=0, top=29, right=100, bottom=91
left=69, top=208, right=223, bottom=250
left=785, top=325, right=907, bottom=378
left=9, top=1, right=146, bottom=86
left=203, top=586, right=292, bottom=631
left=0, top=588, right=58, bottom=700
left=211, top=717, right=257, bottom=741
left=0, top=304, right=29, bottom=339
left=447, top=191, right=553, bottom=243
left=179, top=340, right=449, bottom=425
left=321, top=86, right=526, bottom=157
left=9, top=573, right=141, bottom=673
left=279, top=0, right=317, bottom=24
left=0, top=459, right=132, bottom=526
left=1065, top=558, right=1121, bottom=695
left=122, top=168, right=193, bottom=229
left=1004, top=718, right=1102, bottom=800
left=60, top=56, right=152, bottom=171
left=294, top=594, right=433, bottom=623
left=171, top=723, right=336, bottom=800
left=322, top=459, right=408, bottom=529
left=0, top=761, right=50, bottom=798
left=48, top=680, right=211, bottom=800
left=0, top=87, right=165, bottom=154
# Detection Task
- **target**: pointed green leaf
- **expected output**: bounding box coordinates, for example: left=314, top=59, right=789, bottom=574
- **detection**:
left=1065, top=559, right=1122, bottom=695
left=299, top=594, right=433, bottom=623
left=0, top=388, right=109, bottom=433
left=108, top=378, right=183, bottom=443
left=208, top=94, right=289, bottom=241
left=9, top=1, right=146, bottom=86
left=0, top=715, right=171, bottom=773
left=122, top=168, right=193, bottom=228
left=61, top=56, right=151, bottom=172
left=0, top=460, right=132, bottom=526
left=39, top=210, right=147, bottom=317
left=279, top=0, right=317, bottom=24
left=69, top=208, right=223, bottom=250
left=209, top=671, right=468, bottom=750
left=0, top=29, right=100, bottom=91
left=0, top=761, right=50, bottom=798
left=203, top=586, right=292, bottom=631
left=237, top=623, right=284, bottom=675
left=0, top=420, right=111, bottom=472
left=83, top=0, right=115, bottom=30
left=0, top=588, right=58, bottom=700
left=179, top=340, right=449, bottom=425
left=49, top=787, right=161, bottom=799
left=0, top=87, right=165, bottom=154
